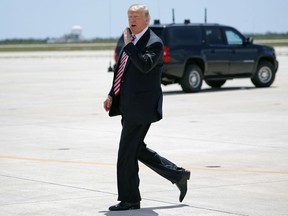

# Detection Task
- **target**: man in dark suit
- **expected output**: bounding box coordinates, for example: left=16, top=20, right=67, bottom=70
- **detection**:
left=103, top=4, right=190, bottom=211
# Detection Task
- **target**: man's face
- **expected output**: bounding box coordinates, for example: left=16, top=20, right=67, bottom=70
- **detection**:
left=128, top=9, right=149, bottom=34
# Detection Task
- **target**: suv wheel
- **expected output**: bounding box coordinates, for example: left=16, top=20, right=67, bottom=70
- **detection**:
left=251, top=61, right=275, bottom=87
left=205, top=80, right=226, bottom=88
left=181, top=65, right=203, bottom=92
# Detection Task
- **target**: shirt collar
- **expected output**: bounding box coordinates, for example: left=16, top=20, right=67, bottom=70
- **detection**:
left=133, top=26, right=149, bottom=44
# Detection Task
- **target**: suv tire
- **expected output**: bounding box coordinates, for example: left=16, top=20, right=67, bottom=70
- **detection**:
left=205, top=80, right=226, bottom=88
left=251, top=61, right=275, bottom=87
left=181, top=65, right=203, bottom=93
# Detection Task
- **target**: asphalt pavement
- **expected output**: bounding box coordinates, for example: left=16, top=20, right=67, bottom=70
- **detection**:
left=0, top=48, right=288, bottom=216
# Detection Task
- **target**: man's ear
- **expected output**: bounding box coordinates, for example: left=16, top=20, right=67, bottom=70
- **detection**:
left=146, top=17, right=150, bottom=25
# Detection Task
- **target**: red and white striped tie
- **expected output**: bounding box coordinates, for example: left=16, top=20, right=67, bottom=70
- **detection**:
left=113, top=35, right=136, bottom=96
left=113, top=52, right=128, bottom=96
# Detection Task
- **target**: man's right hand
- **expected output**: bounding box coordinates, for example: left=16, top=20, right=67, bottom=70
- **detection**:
left=103, top=96, right=112, bottom=112
left=123, top=27, right=132, bottom=45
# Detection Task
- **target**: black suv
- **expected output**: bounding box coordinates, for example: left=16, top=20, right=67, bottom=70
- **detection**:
left=113, top=22, right=278, bottom=92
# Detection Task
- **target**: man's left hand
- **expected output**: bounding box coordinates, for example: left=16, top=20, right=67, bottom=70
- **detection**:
left=103, top=96, right=112, bottom=112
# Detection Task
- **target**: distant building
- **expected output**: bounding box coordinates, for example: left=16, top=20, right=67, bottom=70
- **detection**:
left=47, top=25, right=83, bottom=43
left=68, top=25, right=83, bottom=42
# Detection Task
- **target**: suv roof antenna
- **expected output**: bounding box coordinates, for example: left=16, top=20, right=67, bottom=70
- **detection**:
left=172, top=8, right=175, bottom=24
left=204, top=8, right=207, bottom=23
left=107, top=0, right=113, bottom=72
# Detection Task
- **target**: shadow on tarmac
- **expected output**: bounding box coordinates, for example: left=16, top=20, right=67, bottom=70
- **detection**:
left=163, top=86, right=257, bottom=95
left=100, top=204, right=188, bottom=216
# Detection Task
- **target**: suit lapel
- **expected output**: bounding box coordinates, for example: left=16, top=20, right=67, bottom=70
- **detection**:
left=135, top=29, right=150, bottom=51
left=122, top=29, right=151, bottom=76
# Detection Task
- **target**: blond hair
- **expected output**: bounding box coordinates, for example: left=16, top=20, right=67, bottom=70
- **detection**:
left=128, top=4, right=150, bottom=19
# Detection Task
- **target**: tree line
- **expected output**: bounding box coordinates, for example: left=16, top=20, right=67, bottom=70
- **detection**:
left=1, top=33, right=287, bottom=46
left=0, top=38, right=118, bottom=45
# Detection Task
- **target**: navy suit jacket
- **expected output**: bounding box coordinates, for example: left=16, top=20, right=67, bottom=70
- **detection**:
left=108, top=29, right=164, bottom=125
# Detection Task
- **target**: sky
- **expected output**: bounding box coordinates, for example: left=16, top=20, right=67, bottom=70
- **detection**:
left=1, top=0, right=288, bottom=40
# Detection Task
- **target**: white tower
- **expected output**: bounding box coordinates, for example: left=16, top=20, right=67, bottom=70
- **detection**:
left=70, top=25, right=82, bottom=41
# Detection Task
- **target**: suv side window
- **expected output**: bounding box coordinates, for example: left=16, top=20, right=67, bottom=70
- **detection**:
left=205, top=27, right=225, bottom=45
left=167, top=26, right=202, bottom=47
left=224, top=29, right=243, bottom=45
left=151, top=27, right=164, bottom=40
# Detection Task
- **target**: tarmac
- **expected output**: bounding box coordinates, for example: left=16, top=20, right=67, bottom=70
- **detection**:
left=0, top=48, right=288, bottom=216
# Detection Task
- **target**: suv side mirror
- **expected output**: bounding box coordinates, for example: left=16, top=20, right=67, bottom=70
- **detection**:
left=244, top=37, right=253, bottom=45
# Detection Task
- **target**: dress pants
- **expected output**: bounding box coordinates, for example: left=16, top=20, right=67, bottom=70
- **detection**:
left=117, top=119, right=184, bottom=202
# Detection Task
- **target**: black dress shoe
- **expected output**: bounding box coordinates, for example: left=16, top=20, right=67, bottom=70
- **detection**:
left=109, top=201, right=140, bottom=211
left=176, top=170, right=190, bottom=202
